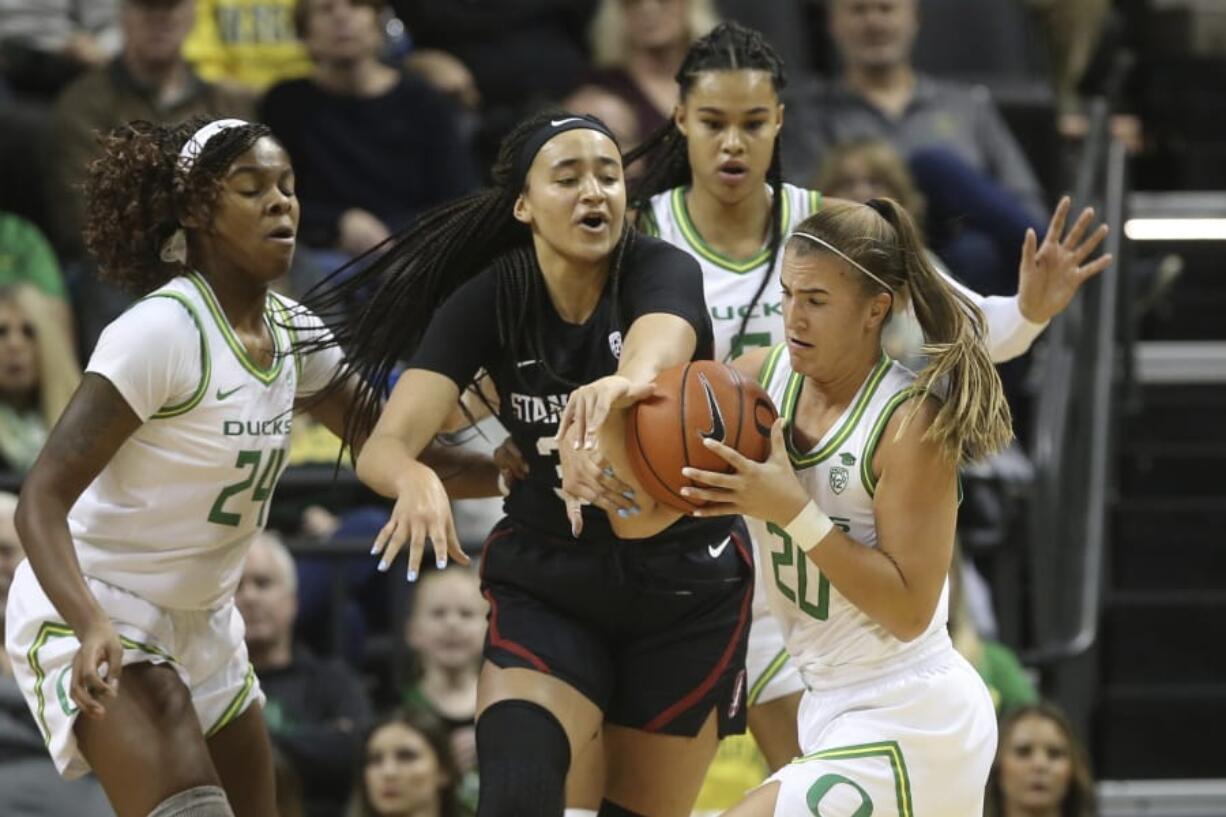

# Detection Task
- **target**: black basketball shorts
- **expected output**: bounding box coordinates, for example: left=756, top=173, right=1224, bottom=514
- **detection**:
left=477, top=517, right=754, bottom=738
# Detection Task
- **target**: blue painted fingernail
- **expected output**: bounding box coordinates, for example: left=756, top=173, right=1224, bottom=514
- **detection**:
left=407, top=570, right=418, bottom=582
left=602, top=466, right=615, bottom=477
left=617, top=506, right=641, bottom=518
left=622, top=490, right=636, bottom=500
left=370, top=544, right=380, bottom=555
left=377, top=559, right=390, bottom=572
left=436, top=558, right=447, bottom=569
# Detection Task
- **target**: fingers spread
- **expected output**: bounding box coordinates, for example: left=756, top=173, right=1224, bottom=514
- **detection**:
left=1073, top=224, right=1110, bottom=264
left=1047, top=195, right=1071, bottom=238
left=1064, top=206, right=1095, bottom=248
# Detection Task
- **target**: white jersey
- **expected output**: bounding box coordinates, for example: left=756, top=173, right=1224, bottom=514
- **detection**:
left=641, top=183, right=822, bottom=361
left=69, top=272, right=342, bottom=610
left=746, top=343, right=953, bottom=690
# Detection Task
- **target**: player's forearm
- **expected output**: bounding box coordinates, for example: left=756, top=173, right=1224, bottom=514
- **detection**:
left=421, top=442, right=501, bottom=499
left=617, top=314, right=698, bottom=386
left=804, top=530, right=936, bottom=642
left=355, top=435, right=434, bottom=499
left=980, top=295, right=1047, bottom=363
left=14, top=487, right=107, bottom=633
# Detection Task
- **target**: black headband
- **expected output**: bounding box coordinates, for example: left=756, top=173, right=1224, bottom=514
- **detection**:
left=512, top=115, right=619, bottom=189
left=865, top=198, right=892, bottom=220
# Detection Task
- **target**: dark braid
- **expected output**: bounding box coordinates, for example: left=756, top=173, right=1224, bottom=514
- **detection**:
left=303, top=109, right=631, bottom=450
left=625, top=22, right=789, bottom=357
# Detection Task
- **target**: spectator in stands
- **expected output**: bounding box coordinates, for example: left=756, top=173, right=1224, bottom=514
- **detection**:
left=347, top=709, right=465, bottom=817
left=986, top=701, right=1098, bottom=817
left=1021, top=0, right=1111, bottom=118
left=50, top=0, right=254, bottom=349
left=948, top=547, right=1037, bottom=714
left=0, top=286, right=80, bottom=473
left=0, top=1, right=120, bottom=98
left=394, top=0, right=599, bottom=166
left=782, top=0, right=1046, bottom=220
left=568, top=0, right=719, bottom=145
left=52, top=0, right=256, bottom=260
left=402, top=566, right=485, bottom=814
left=260, top=0, right=477, bottom=259
left=0, top=212, right=72, bottom=330
left=238, top=531, right=374, bottom=817
left=184, top=0, right=313, bottom=92
left=814, top=137, right=1046, bottom=297
left=0, top=491, right=113, bottom=817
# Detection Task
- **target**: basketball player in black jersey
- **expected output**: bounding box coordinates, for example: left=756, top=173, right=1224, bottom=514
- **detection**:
left=313, top=112, right=753, bottom=817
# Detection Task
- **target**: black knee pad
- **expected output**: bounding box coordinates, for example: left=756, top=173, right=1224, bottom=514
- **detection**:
left=477, top=700, right=571, bottom=817
left=597, top=800, right=648, bottom=817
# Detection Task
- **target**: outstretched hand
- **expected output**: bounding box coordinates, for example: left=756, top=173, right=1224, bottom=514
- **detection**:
left=1017, top=195, right=1113, bottom=324
left=555, top=375, right=655, bottom=452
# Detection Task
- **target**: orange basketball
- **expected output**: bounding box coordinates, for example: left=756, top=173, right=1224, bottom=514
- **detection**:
left=626, top=360, right=778, bottom=513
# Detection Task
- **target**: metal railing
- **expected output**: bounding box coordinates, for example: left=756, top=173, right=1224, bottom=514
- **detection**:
left=1021, top=96, right=1129, bottom=664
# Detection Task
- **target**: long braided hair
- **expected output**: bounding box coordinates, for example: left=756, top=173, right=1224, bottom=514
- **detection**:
left=624, top=22, right=788, bottom=354
left=305, top=109, right=633, bottom=450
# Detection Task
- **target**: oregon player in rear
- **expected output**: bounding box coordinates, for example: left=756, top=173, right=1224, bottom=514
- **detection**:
left=2, top=118, right=495, bottom=817
left=626, top=21, right=1113, bottom=772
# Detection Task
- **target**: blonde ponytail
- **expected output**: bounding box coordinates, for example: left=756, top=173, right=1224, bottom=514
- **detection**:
left=872, top=198, right=1012, bottom=463
left=788, top=199, right=1012, bottom=464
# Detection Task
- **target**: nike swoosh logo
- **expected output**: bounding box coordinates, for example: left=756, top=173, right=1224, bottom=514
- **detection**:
left=216, top=385, right=244, bottom=401
left=697, top=372, right=726, bottom=443
left=708, top=536, right=731, bottom=559
left=550, top=117, right=583, bottom=127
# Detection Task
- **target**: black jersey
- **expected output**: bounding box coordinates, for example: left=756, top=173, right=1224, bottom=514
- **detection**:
left=412, top=234, right=729, bottom=543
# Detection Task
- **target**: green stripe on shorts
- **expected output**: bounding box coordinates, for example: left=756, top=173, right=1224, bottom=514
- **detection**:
left=205, top=662, right=256, bottom=738
left=747, top=647, right=791, bottom=706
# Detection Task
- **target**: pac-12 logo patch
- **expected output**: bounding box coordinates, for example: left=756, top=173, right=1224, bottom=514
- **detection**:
left=728, top=668, right=747, bottom=719
left=608, top=330, right=623, bottom=359
left=829, top=466, right=849, bottom=495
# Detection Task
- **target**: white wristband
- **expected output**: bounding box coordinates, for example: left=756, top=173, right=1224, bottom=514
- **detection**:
left=784, top=500, right=834, bottom=553
left=497, top=472, right=510, bottom=497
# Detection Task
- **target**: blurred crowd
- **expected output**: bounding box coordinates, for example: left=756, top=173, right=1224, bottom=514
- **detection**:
left=0, top=0, right=1159, bottom=814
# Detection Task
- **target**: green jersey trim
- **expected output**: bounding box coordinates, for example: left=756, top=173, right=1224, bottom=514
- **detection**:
left=187, top=272, right=287, bottom=386
left=807, top=188, right=822, bottom=215
left=268, top=293, right=302, bottom=381
left=860, top=387, right=918, bottom=496
left=747, top=647, right=790, bottom=706
left=670, top=185, right=792, bottom=274
left=144, top=292, right=212, bottom=419
left=205, top=662, right=256, bottom=737
left=791, top=739, right=915, bottom=817
left=783, top=352, right=892, bottom=469
left=27, top=622, right=175, bottom=743
left=757, top=342, right=787, bottom=388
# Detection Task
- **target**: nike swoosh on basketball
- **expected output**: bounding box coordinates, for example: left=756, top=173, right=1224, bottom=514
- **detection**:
left=216, top=385, right=244, bottom=401
left=550, top=117, right=583, bottom=127
left=697, top=373, right=726, bottom=442
left=708, top=536, right=731, bottom=559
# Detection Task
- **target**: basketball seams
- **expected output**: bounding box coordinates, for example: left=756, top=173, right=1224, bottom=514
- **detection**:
left=629, top=406, right=693, bottom=511
left=730, top=365, right=746, bottom=455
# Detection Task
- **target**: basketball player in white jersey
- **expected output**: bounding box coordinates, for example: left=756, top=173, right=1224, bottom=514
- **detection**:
left=624, top=22, right=1112, bottom=772
left=680, top=197, right=1108, bottom=815
left=3, top=118, right=495, bottom=817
